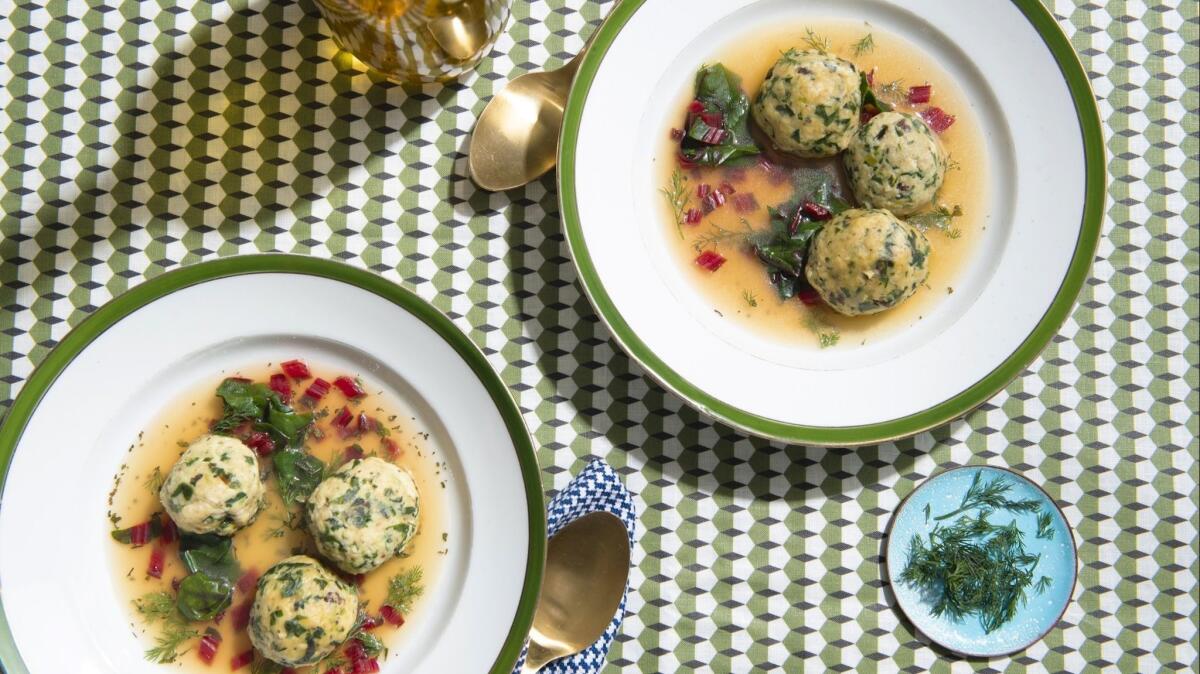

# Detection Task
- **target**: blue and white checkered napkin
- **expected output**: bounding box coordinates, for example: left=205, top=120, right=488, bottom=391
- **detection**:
left=512, top=458, right=637, bottom=674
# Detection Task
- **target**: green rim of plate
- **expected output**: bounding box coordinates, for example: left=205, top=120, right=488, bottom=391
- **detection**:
left=0, top=254, right=545, bottom=674
left=558, top=0, right=1106, bottom=446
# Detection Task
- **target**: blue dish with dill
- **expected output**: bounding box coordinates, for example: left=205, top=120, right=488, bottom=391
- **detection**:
left=886, top=465, right=1076, bottom=657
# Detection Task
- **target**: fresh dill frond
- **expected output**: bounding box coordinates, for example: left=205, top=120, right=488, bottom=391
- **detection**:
left=802, top=27, right=831, bottom=54
left=900, top=509, right=1047, bottom=633
left=946, top=153, right=962, bottom=172
left=135, top=592, right=177, bottom=621
left=804, top=315, right=840, bottom=349
left=660, top=168, right=689, bottom=239
left=852, top=33, right=875, bottom=56
left=385, top=566, right=425, bottom=613
left=692, top=218, right=761, bottom=252
left=934, top=472, right=1044, bottom=521
left=135, top=593, right=199, bottom=664
left=1035, top=510, right=1055, bottom=540
left=143, top=466, right=166, bottom=494
left=909, top=204, right=964, bottom=240
left=264, top=509, right=303, bottom=540
left=742, top=290, right=758, bottom=308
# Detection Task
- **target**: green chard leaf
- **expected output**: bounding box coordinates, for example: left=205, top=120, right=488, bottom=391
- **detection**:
left=678, top=64, right=760, bottom=166
left=859, top=72, right=893, bottom=114
left=257, top=395, right=314, bottom=450
left=273, top=448, right=325, bottom=506
left=179, top=533, right=241, bottom=585
left=176, top=572, right=232, bottom=622
left=213, top=378, right=272, bottom=432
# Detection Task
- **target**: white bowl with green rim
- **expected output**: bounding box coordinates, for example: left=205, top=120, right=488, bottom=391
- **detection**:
left=558, top=0, right=1105, bottom=446
left=0, top=255, right=544, bottom=673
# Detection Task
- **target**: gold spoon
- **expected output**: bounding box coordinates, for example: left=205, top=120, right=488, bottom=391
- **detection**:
left=520, top=511, right=630, bottom=673
left=468, top=6, right=615, bottom=191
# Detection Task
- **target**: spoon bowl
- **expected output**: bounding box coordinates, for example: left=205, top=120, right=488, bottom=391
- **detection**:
left=468, top=62, right=578, bottom=191
left=521, top=511, right=630, bottom=673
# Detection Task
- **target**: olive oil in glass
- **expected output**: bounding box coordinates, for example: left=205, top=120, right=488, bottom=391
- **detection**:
left=313, top=0, right=510, bottom=83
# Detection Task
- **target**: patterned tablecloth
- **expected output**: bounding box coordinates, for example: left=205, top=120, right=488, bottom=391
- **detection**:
left=0, top=0, right=1196, bottom=671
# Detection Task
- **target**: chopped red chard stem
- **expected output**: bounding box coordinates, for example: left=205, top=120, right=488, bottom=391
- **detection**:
left=268, top=373, right=291, bottom=399
left=303, top=378, right=331, bottom=402
left=685, top=208, right=702, bottom=225
left=232, top=601, right=253, bottom=630
left=160, top=516, right=178, bottom=545
left=244, top=432, right=275, bottom=457
left=695, top=250, right=727, bottom=272
left=687, top=100, right=704, bottom=115
left=733, top=193, right=758, bottom=213
left=866, top=68, right=876, bottom=88
left=798, top=288, right=823, bottom=306
left=230, top=649, right=255, bottom=670
left=696, top=183, right=711, bottom=199
left=699, top=126, right=727, bottom=144
left=920, top=106, right=956, bottom=132
left=801, top=201, right=832, bottom=221
left=331, top=406, right=353, bottom=428
left=908, top=84, right=933, bottom=104
left=677, top=151, right=697, bottom=170
left=669, top=127, right=683, bottom=141
left=380, top=605, right=406, bottom=626
left=360, top=614, right=382, bottom=630
left=236, top=569, right=259, bottom=594
left=719, top=181, right=735, bottom=195
left=344, top=445, right=365, bottom=462
left=382, top=437, right=401, bottom=459
left=861, top=109, right=879, bottom=124
left=280, top=360, right=310, bottom=380
left=198, top=633, right=221, bottom=664
left=356, top=413, right=376, bottom=435
left=712, top=190, right=726, bottom=207
left=699, top=110, right=724, bottom=128
left=333, top=376, right=366, bottom=399
left=147, top=546, right=165, bottom=578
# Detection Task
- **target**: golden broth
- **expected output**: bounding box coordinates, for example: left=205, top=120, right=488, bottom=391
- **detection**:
left=107, top=363, right=448, bottom=672
left=656, top=21, right=988, bottom=348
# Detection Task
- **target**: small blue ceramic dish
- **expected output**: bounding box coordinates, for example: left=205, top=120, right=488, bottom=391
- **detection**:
left=885, top=465, right=1077, bottom=657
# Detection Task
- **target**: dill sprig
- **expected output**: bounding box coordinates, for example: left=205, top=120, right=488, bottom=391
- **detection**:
left=135, top=592, right=199, bottom=664
left=691, top=218, right=762, bottom=252
left=263, top=509, right=303, bottom=541
left=385, top=566, right=424, bottom=613
left=852, top=33, right=875, bottom=56
left=804, top=314, right=840, bottom=349
left=660, top=168, right=689, bottom=239
left=908, top=204, right=963, bottom=239
left=143, top=466, right=165, bottom=494
left=900, top=510, right=1047, bottom=633
left=742, top=290, right=758, bottom=308
left=1035, top=510, right=1055, bottom=540
left=802, top=28, right=831, bottom=53
left=934, top=472, right=1042, bottom=521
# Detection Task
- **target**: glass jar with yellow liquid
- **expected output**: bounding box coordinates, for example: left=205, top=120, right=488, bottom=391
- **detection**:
left=313, top=0, right=510, bottom=83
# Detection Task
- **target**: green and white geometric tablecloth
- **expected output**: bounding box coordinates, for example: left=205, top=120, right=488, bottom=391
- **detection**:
left=0, top=0, right=1195, bottom=671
